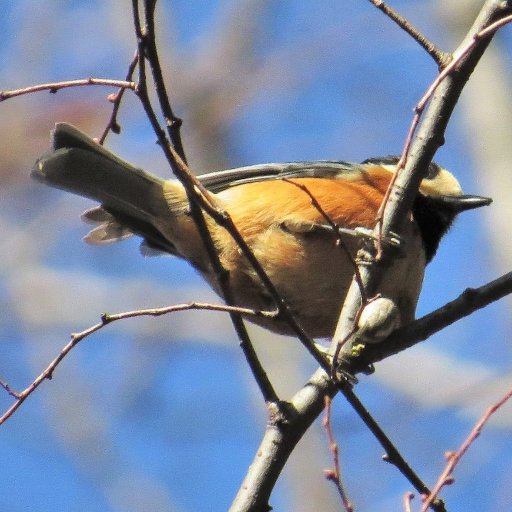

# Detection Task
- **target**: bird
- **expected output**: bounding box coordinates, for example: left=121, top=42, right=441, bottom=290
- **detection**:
left=32, top=123, right=492, bottom=339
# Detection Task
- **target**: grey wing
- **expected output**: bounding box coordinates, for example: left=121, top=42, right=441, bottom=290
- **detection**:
left=198, top=160, right=361, bottom=193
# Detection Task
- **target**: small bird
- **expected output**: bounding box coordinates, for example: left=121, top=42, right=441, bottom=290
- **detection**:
left=32, top=123, right=491, bottom=338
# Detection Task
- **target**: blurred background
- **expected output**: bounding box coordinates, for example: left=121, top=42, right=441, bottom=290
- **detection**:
left=1, top=1, right=511, bottom=511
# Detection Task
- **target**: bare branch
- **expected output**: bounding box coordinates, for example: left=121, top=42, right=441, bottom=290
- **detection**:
left=341, top=385, right=446, bottom=510
left=421, top=385, right=512, bottom=511
left=0, top=380, right=20, bottom=399
left=387, top=11, right=512, bottom=199
left=403, top=492, right=415, bottom=512
left=348, top=271, right=512, bottom=372
left=233, top=1, right=512, bottom=508
left=332, top=0, right=512, bottom=364
left=282, top=178, right=368, bottom=305
left=98, top=52, right=140, bottom=144
left=230, top=370, right=335, bottom=512
left=368, top=0, right=449, bottom=66
left=0, top=301, right=276, bottom=426
left=0, top=78, right=136, bottom=101
left=131, top=0, right=281, bottom=403
left=130, top=1, right=330, bottom=387
left=141, top=0, right=187, bottom=164
left=323, top=396, right=353, bottom=512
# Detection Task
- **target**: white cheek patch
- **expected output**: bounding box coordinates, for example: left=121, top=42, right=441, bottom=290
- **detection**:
left=419, top=168, right=463, bottom=198
left=380, top=163, right=464, bottom=198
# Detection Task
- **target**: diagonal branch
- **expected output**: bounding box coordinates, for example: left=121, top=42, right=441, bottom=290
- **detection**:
left=347, top=271, right=512, bottom=372
left=332, top=0, right=512, bottom=364
left=421, top=384, right=512, bottom=511
left=0, top=301, right=276, bottom=426
left=132, top=0, right=330, bottom=383
left=368, top=0, right=450, bottom=66
left=232, top=1, right=512, bottom=509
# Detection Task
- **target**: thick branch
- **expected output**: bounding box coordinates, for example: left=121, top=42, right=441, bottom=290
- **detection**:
left=348, top=271, right=512, bottom=372
left=232, top=1, right=512, bottom=509
left=333, top=0, right=511, bottom=363
left=230, top=370, right=335, bottom=512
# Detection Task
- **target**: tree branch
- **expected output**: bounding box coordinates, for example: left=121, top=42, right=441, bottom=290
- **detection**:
left=131, top=0, right=282, bottom=403
left=368, top=0, right=450, bottom=66
left=421, top=384, right=512, bottom=511
left=98, top=52, right=140, bottom=144
left=332, top=0, right=512, bottom=365
left=0, top=78, right=136, bottom=101
left=0, top=301, right=275, bottom=426
left=323, top=396, right=353, bottom=512
left=141, top=0, right=188, bottom=165
left=348, top=271, right=512, bottom=372
left=232, top=1, right=512, bottom=509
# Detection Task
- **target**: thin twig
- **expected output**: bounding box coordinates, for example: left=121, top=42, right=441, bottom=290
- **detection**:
left=142, top=0, right=187, bottom=164
left=323, top=396, right=353, bottom=512
left=98, top=52, right=140, bottom=144
left=368, top=0, right=449, bottom=66
left=234, top=1, right=512, bottom=509
left=282, top=178, right=368, bottom=304
left=233, top=267, right=512, bottom=509
left=0, top=301, right=277, bottom=426
left=421, top=385, right=512, bottom=512
left=0, top=380, right=20, bottom=399
left=281, top=178, right=370, bottom=375
left=131, top=1, right=329, bottom=378
left=0, top=78, right=136, bottom=101
left=376, top=12, right=512, bottom=234
left=333, top=0, right=512, bottom=365
left=340, top=385, right=446, bottom=512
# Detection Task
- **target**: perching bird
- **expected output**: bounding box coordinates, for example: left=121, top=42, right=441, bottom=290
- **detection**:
left=32, top=123, right=491, bottom=338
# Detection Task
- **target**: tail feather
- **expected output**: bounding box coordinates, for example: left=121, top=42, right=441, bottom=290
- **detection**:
left=32, top=123, right=177, bottom=254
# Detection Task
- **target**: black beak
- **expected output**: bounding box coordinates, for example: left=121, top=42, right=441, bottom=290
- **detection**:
left=434, top=194, right=492, bottom=213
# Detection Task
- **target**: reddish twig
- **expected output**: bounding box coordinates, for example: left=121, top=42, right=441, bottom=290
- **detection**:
left=98, top=52, right=140, bottom=144
left=421, top=385, right=512, bottom=512
left=0, top=78, right=136, bottom=101
left=0, top=380, right=20, bottom=399
left=281, top=178, right=370, bottom=376
left=323, top=396, right=353, bottom=512
left=0, top=301, right=276, bottom=426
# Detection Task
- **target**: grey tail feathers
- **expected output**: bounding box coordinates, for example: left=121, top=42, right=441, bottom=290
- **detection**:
left=32, top=123, right=176, bottom=253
